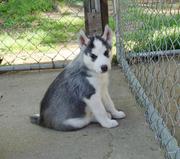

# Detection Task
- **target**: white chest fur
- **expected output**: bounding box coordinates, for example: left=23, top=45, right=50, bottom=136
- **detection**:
left=87, top=72, right=109, bottom=96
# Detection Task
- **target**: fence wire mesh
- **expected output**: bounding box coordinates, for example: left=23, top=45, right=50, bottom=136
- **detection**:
left=0, top=0, right=84, bottom=71
left=113, top=0, right=180, bottom=158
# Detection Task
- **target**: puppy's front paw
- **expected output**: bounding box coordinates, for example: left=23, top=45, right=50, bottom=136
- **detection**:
left=101, top=119, right=119, bottom=128
left=112, top=111, right=126, bottom=119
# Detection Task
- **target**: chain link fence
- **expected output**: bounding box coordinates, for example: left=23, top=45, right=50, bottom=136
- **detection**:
left=0, top=0, right=115, bottom=72
left=113, top=0, right=180, bottom=158
left=0, top=0, right=84, bottom=71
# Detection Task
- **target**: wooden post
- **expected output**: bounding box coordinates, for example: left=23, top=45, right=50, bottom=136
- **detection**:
left=100, top=0, right=109, bottom=31
left=84, top=0, right=109, bottom=36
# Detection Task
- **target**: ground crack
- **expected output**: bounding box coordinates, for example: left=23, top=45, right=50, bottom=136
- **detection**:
left=103, top=130, right=114, bottom=159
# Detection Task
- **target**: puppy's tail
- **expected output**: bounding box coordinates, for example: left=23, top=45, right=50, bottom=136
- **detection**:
left=30, top=114, right=40, bottom=125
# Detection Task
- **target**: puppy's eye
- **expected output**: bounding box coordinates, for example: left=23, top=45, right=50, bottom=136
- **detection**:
left=104, top=51, right=109, bottom=57
left=90, top=54, right=97, bottom=61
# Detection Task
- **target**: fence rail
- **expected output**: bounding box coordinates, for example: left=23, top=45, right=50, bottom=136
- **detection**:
left=113, top=0, right=180, bottom=158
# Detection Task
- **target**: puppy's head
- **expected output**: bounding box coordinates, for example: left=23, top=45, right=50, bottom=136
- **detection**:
left=79, top=25, right=113, bottom=74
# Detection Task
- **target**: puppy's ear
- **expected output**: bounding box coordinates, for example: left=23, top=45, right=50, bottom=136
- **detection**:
left=102, top=25, right=113, bottom=46
left=79, top=30, right=89, bottom=48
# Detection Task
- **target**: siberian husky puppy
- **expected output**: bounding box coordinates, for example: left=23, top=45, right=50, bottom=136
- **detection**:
left=31, top=25, right=126, bottom=131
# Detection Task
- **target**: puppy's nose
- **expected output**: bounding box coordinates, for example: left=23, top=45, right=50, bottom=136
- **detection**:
left=101, top=65, right=108, bottom=73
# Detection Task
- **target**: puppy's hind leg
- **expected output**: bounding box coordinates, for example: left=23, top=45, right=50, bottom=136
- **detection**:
left=62, top=117, right=91, bottom=131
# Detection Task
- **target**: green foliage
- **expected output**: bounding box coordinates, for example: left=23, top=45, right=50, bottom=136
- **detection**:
left=123, top=6, right=180, bottom=52
left=109, top=16, right=115, bottom=31
left=0, top=0, right=54, bottom=27
left=112, top=54, right=118, bottom=65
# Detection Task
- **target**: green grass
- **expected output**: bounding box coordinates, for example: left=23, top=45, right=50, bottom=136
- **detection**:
left=0, top=16, right=115, bottom=54
left=58, top=0, right=83, bottom=6
left=0, top=0, right=116, bottom=55
left=0, top=0, right=54, bottom=28
left=0, top=0, right=180, bottom=56
left=0, top=16, right=84, bottom=54
left=0, top=0, right=86, bottom=54
left=122, top=4, right=180, bottom=52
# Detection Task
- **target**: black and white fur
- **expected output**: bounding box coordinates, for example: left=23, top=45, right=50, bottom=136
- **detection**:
left=30, top=25, right=126, bottom=131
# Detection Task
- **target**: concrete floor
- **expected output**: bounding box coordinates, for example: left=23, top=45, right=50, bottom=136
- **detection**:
left=0, top=66, right=164, bottom=159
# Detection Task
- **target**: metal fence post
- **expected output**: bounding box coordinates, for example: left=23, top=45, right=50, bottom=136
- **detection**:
left=113, top=0, right=125, bottom=63
left=113, top=0, right=180, bottom=158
